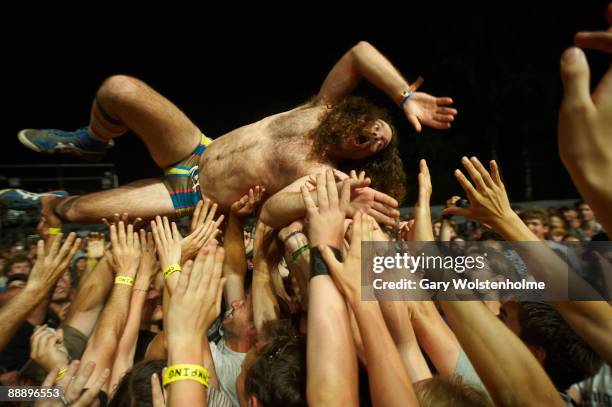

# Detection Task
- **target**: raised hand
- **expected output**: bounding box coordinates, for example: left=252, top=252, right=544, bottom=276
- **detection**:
left=320, top=210, right=373, bottom=305
left=30, top=325, right=70, bottom=373
left=36, top=360, right=110, bottom=407
left=136, top=229, right=159, bottom=288
left=102, top=212, right=142, bottom=229
left=86, top=232, right=105, bottom=259
left=441, top=157, right=513, bottom=229
left=190, top=199, right=223, bottom=232
left=403, top=92, right=457, bottom=132
left=151, top=216, right=182, bottom=271
left=558, top=7, right=612, bottom=235
left=411, top=159, right=434, bottom=241
left=573, top=4, right=612, bottom=53
left=231, top=186, right=266, bottom=219
left=301, top=170, right=351, bottom=249
left=183, top=201, right=224, bottom=263
left=27, top=233, right=80, bottom=294
left=109, top=220, right=141, bottom=276
left=167, top=244, right=226, bottom=345
left=348, top=186, right=400, bottom=227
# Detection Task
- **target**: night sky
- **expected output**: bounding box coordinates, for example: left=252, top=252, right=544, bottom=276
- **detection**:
left=2, top=2, right=610, bottom=206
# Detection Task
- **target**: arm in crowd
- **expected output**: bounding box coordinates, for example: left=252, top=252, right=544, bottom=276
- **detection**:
left=78, top=220, right=140, bottom=391
left=439, top=300, right=564, bottom=407
left=260, top=169, right=400, bottom=228
left=152, top=200, right=223, bottom=295
left=404, top=160, right=464, bottom=377
left=443, top=156, right=612, bottom=365
left=379, top=301, right=432, bottom=383
left=314, top=41, right=457, bottom=132
left=320, top=210, right=419, bottom=407
left=64, top=254, right=114, bottom=337
left=252, top=221, right=280, bottom=333
left=165, top=244, right=226, bottom=406
left=439, top=196, right=460, bottom=242
left=0, top=233, right=80, bottom=352
left=558, top=9, right=612, bottom=235
left=64, top=213, right=129, bottom=337
left=278, top=221, right=310, bottom=311
left=181, top=199, right=224, bottom=265
left=379, top=160, right=434, bottom=383
left=109, top=230, right=158, bottom=391
left=304, top=171, right=359, bottom=406
left=223, top=187, right=264, bottom=306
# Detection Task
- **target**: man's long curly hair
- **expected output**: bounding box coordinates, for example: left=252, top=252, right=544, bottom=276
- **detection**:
left=308, top=96, right=407, bottom=204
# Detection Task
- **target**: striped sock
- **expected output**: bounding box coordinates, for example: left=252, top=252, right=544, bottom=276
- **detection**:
left=87, top=99, right=128, bottom=143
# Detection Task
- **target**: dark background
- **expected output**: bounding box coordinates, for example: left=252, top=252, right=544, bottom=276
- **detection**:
left=2, top=2, right=610, bottom=206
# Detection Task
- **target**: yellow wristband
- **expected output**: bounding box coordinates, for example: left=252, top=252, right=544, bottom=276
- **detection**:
left=163, top=364, right=209, bottom=388
left=114, top=276, right=134, bottom=286
left=54, top=368, right=68, bottom=382
left=163, top=264, right=182, bottom=279
left=48, top=227, right=62, bottom=235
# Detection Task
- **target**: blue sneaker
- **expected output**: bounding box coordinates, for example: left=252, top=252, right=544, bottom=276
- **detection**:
left=0, top=189, right=68, bottom=210
left=18, top=127, right=114, bottom=162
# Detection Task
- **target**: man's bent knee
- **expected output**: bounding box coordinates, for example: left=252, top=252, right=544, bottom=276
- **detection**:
left=98, top=74, right=143, bottom=103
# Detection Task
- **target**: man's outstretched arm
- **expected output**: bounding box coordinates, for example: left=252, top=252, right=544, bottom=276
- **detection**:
left=315, top=41, right=457, bottom=131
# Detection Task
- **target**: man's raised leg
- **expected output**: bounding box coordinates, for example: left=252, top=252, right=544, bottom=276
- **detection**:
left=15, top=75, right=206, bottom=223
left=19, top=74, right=202, bottom=168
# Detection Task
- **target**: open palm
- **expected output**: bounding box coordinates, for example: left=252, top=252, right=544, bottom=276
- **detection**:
left=404, top=92, right=457, bottom=132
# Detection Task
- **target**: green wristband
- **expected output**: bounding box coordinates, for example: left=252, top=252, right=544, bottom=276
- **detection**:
left=291, top=245, right=309, bottom=262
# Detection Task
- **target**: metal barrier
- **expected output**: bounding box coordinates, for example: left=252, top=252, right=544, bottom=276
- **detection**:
left=0, top=163, right=118, bottom=191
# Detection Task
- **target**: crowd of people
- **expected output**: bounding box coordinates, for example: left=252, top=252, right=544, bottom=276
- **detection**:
left=0, top=4, right=610, bottom=406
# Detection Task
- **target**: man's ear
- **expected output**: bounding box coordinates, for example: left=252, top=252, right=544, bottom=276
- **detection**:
left=249, top=395, right=261, bottom=407
left=528, top=344, right=546, bottom=365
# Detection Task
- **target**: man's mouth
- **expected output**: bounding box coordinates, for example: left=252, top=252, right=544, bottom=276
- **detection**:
left=356, top=134, right=369, bottom=145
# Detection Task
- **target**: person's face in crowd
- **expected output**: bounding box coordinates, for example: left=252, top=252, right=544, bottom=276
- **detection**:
left=9, top=261, right=30, bottom=276
left=579, top=204, right=595, bottom=222
left=549, top=215, right=564, bottom=229
left=52, top=270, right=72, bottom=302
left=223, top=294, right=255, bottom=339
left=562, top=209, right=578, bottom=223
left=236, top=348, right=258, bottom=407
left=580, top=221, right=597, bottom=239
left=550, top=230, right=565, bottom=243
left=341, top=119, right=393, bottom=160
left=523, top=218, right=547, bottom=240
left=75, top=258, right=87, bottom=273
left=569, top=218, right=582, bottom=229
